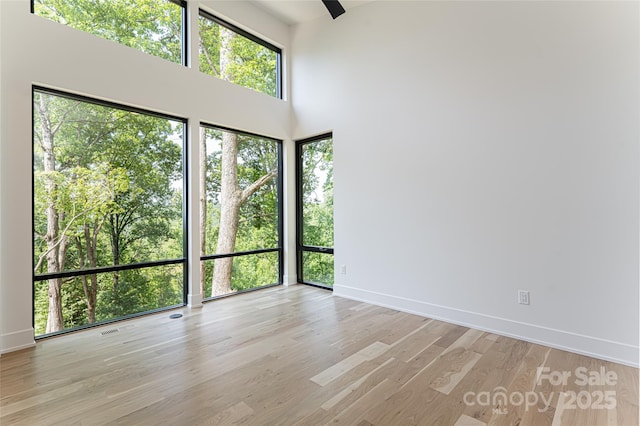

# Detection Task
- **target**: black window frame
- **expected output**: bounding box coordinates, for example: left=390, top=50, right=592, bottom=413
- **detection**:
left=32, top=85, right=189, bottom=338
left=31, top=0, right=189, bottom=66
left=296, top=132, right=334, bottom=289
left=198, top=9, right=283, bottom=99
left=199, top=122, right=284, bottom=301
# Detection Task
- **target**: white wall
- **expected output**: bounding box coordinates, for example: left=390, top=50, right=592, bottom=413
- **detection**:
left=0, top=0, right=291, bottom=353
left=292, top=1, right=639, bottom=366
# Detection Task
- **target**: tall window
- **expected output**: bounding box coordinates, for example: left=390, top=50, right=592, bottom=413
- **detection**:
left=199, top=125, right=283, bottom=299
left=296, top=134, right=334, bottom=288
left=199, top=10, right=281, bottom=98
left=33, top=0, right=186, bottom=65
left=33, top=87, right=186, bottom=336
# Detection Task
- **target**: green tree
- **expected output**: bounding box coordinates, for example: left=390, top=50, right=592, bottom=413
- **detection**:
left=199, top=16, right=278, bottom=97
left=34, top=0, right=183, bottom=63
left=200, top=127, right=278, bottom=297
left=33, top=0, right=186, bottom=332
left=300, top=138, right=334, bottom=285
left=34, top=91, right=184, bottom=334
left=34, top=94, right=129, bottom=331
left=33, top=1, right=284, bottom=334
left=199, top=23, right=280, bottom=297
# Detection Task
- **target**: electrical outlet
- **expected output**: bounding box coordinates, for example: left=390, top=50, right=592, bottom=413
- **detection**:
left=518, top=290, right=530, bottom=305
left=340, top=265, right=347, bottom=275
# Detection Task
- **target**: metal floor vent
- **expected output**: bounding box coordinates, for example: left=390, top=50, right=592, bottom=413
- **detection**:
left=101, top=328, right=120, bottom=336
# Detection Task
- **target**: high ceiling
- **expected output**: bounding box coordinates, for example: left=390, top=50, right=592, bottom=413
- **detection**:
left=250, top=0, right=374, bottom=25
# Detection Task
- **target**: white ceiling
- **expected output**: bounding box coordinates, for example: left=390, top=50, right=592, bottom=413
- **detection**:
left=250, top=0, right=375, bottom=25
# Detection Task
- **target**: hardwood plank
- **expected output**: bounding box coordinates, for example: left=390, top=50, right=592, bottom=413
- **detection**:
left=325, top=378, right=400, bottom=425
left=455, top=414, right=487, bottom=426
left=320, top=357, right=396, bottom=410
left=430, top=349, right=483, bottom=395
left=310, top=341, right=389, bottom=386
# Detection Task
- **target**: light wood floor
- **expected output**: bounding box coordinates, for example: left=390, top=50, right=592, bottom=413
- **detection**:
left=1, top=285, right=638, bottom=425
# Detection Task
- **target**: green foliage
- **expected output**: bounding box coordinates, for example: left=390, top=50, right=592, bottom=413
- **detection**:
left=202, top=128, right=279, bottom=256
left=236, top=135, right=279, bottom=250
left=302, top=252, right=334, bottom=287
left=201, top=252, right=279, bottom=296
left=33, top=281, right=49, bottom=335
left=34, top=0, right=183, bottom=64
left=201, top=128, right=280, bottom=296
left=199, top=16, right=278, bottom=97
left=33, top=91, right=184, bottom=335
left=32, top=1, right=287, bottom=333
left=301, top=138, right=334, bottom=248
left=97, top=266, right=183, bottom=320
left=300, top=138, right=334, bottom=286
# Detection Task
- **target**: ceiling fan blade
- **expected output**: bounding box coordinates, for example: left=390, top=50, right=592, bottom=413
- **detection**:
left=321, top=0, right=346, bottom=19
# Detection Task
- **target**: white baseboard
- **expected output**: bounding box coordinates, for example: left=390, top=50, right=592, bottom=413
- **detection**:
left=283, top=274, right=297, bottom=286
left=187, top=293, right=203, bottom=308
left=333, top=284, right=639, bottom=368
left=1, top=328, right=35, bottom=355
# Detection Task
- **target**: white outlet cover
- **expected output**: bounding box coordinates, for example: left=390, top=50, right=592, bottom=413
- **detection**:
left=518, top=290, right=530, bottom=305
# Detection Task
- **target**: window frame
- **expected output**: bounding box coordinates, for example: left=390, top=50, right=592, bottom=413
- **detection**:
left=295, top=132, right=334, bottom=289
left=199, top=122, right=284, bottom=301
left=198, top=9, right=283, bottom=99
left=32, top=85, right=189, bottom=338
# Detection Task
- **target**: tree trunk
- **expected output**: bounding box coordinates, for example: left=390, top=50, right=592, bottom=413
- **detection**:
left=220, top=26, right=234, bottom=83
left=209, top=27, right=277, bottom=296
left=109, top=214, right=120, bottom=293
left=84, top=224, right=99, bottom=324
left=37, top=96, right=65, bottom=333
left=76, top=235, right=96, bottom=324
left=212, top=131, right=241, bottom=296
left=211, top=27, right=238, bottom=297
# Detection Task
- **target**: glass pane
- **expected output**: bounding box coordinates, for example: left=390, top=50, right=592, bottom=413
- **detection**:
left=201, top=252, right=279, bottom=298
left=301, top=138, right=333, bottom=248
left=34, top=264, right=184, bottom=336
left=199, top=13, right=278, bottom=97
left=201, top=127, right=279, bottom=257
left=33, top=90, right=184, bottom=275
left=302, top=251, right=334, bottom=287
left=34, top=0, right=184, bottom=64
